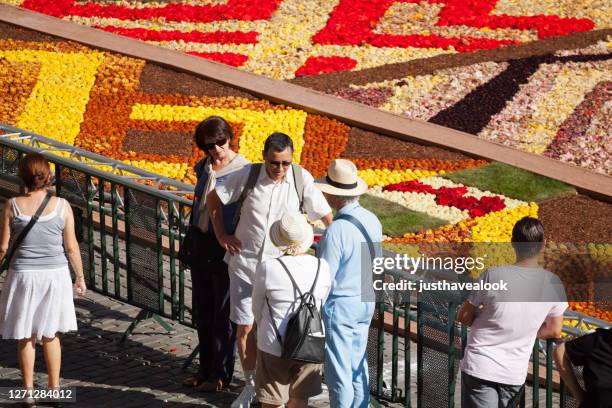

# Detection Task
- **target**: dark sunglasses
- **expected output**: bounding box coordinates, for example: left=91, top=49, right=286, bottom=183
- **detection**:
left=268, top=160, right=292, bottom=167
left=203, top=139, right=228, bottom=151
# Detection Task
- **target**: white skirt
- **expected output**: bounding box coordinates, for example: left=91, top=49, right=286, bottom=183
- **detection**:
left=0, top=265, right=78, bottom=340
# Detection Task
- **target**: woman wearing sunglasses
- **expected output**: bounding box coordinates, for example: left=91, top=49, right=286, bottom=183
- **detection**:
left=182, top=116, right=250, bottom=392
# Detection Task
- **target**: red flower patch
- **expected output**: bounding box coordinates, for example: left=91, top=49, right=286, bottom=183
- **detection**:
left=97, top=26, right=258, bottom=45
left=313, top=0, right=594, bottom=51
left=384, top=180, right=506, bottom=217
left=22, top=0, right=283, bottom=23
left=187, top=52, right=249, bottom=67
left=295, top=56, right=357, bottom=76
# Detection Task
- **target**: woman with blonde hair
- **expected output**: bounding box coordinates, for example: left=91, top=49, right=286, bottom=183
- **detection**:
left=0, top=153, right=86, bottom=405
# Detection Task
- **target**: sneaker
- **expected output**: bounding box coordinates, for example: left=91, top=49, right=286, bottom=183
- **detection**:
left=230, top=384, right=257, bottom=408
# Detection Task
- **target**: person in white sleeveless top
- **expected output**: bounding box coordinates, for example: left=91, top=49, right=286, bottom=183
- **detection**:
left=0, top=153, right=87, bottom=403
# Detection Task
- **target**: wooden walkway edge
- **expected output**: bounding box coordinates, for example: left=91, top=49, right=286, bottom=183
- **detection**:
left=1, top=4, right=610, bottom=200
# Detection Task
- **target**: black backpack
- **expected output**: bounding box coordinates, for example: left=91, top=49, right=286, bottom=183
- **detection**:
left=266, top=257, right=325, bottom=363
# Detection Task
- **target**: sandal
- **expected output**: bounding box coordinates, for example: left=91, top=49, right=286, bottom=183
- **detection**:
left=182, top=374, right=206, bottom=387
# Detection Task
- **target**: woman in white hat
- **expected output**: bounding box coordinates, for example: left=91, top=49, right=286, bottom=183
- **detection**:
left=251, top=212, right=331, bottom=408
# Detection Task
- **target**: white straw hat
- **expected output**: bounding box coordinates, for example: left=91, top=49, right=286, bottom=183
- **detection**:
left=314, top=159, right=368, bottom=196
left=270, top=212, right=314, bottom=255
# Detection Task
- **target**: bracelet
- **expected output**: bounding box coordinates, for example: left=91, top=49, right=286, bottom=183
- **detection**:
left=75, top=276, right=85, bottom=281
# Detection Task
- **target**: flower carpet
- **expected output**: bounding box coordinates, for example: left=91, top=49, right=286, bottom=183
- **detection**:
left=3, top=0, right=610, bottom=176
left=1, top=21, right=610, bottom=322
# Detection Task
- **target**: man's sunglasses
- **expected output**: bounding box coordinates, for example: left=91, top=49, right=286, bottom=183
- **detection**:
left=203, top=139, right=228, bottom=151
left=268, top=160, right=292, bottom=167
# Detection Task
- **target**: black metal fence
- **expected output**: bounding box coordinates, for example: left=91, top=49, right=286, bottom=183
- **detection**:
left=0, top=125, right=600, bottom=408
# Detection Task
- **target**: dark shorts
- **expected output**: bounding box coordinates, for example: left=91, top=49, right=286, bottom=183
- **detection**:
left=461, top=371, right=524, bottom=408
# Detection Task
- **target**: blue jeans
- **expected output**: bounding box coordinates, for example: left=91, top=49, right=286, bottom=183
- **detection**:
left=323, top=297, right=375, bottom=408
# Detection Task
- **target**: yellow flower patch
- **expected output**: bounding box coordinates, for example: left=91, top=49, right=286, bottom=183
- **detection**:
left=0, top=50, right=103, bottom=146
left=129, top=104, right=308, bottom=164
left=358, top=168, right=439, bottom=187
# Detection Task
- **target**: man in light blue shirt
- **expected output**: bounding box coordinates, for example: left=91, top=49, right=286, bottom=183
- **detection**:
left=315, top=159, right=383, bottom=408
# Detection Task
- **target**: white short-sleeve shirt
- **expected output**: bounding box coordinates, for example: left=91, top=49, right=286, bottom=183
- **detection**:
left=460, top=266, right=568, bottom=385
left=215, top=164, right=331, bottom=283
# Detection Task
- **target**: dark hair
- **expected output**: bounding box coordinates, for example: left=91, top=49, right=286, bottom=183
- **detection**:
left=193, top=116, right=233, bottom=151
left=19, top=153, right=51, bottom=191
left=263, top=132, right=293, bottom=154
left=511, top=217, right=545, bottom=261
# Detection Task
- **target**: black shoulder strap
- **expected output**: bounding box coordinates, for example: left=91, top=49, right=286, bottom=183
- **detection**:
left=267, top=257, right=321, bottom=345
left=232, top=164, right=262, bottom=226
left=2, top=193, right=51, bottom=271
left=308, top=258, right=321, bottom=294
left=277, top=257, right=303, bottom=298
left=334, top=213, right=376, bottom=260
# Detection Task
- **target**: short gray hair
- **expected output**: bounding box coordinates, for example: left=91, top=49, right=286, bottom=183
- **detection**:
left=329, top=194, right=360, bottom=207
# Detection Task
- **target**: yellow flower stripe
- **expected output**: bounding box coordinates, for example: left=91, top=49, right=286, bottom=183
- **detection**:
left=0, top=50, right=104, bottom=146
left=588, top=243, right=612, bottom=263
left=123, top=159, right=190, bottom=180
left=469, top=202, right=538, bottom=243
left=358, top=168, right=439, bottom=187
left=466, top=203, right=538, bottom=276
left=129, top=103, right=308, bottom=164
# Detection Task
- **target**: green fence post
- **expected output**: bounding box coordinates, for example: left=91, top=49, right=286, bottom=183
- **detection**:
left=178, top=202, right=187, bottom=324
left=156, top=198, right=164, bottom=314
left=546, top=340, right=553, bottom=408
left=404, top=298, right=411, bottom=407
left=377, top=301, right=385, bottom=399
left=110, top=183, right=121, bottom=297
left=54, top=164, right=62, bottom=197
left=85, top=175, right=95, bottom=288
left=448, top=302, right=457, bottom=408
left=168, top=200, right=178, bottom=321
left=533, top=340, right=540, bottom=408
left=98, top=179, right=108, bottom=294
left=392, top=289, right=400, bottom=402
left=125, top=187, right=133, bottom=304
left=416, top=295, right=423, bottom=408
left=559, top=379, right=566, bottom=408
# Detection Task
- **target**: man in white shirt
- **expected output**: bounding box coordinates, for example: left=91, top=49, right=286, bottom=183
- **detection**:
left=457, top=217, right=567, bottom=408
left=207, top=133, right=332, bottom=408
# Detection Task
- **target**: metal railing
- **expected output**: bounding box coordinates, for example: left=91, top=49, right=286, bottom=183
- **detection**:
left=1, top=123, right=607, bottom=407
left=0, top=124, right=195, bottom=332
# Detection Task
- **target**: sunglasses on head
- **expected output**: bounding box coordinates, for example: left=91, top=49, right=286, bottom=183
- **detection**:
left=268, top=160, right=292, bottom=167
left=203, top=139, right=228, bottom=151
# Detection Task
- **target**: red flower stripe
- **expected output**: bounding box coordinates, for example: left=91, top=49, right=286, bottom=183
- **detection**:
left=22, top=0, right=283, bottom=23
left=187, top=51, right=248, bottom=67
left=369, top=34, right=515, bottom=52
left=384, top=180, right=506, bottom=217
left=436, top=0, right=594, bottom=39
left=313, top=0, right=595, bottom=49
left=295, top=56, right=357, bottom=76
left=97, top=26, right=258, bottom=45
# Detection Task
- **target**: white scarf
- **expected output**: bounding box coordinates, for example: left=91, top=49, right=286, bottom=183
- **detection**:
left=197, top=153, right=249, bottom=232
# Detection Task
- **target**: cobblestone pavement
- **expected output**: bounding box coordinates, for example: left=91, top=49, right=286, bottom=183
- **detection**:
left=0, top=289, right=332, bottom=407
